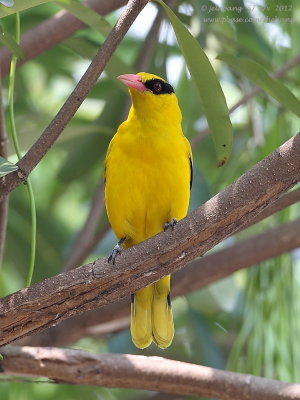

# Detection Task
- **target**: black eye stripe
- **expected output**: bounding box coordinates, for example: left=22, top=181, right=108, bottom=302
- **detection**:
left=143, top=78, right=174, bottom=95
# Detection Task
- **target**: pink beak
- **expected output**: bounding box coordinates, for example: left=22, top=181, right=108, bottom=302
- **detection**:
left=117, top=74, right=146, bottom=92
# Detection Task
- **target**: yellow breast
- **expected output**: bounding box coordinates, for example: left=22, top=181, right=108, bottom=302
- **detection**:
left=105, top=113, right=191, bottom=246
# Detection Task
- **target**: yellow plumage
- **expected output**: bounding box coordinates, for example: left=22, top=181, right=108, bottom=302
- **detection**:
left=104, top=72, right=192, bottom=349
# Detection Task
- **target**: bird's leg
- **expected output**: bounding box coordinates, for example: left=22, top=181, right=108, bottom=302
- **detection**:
left=164, top=218, right=178, bottom=231
left=108, top=237, right=126, bottom=265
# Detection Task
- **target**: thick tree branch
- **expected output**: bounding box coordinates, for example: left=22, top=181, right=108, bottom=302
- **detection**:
left=1, top=346, right=300, bottom=400
left=0, top=0, right=150, bottom=202
left=25, top=214, right=300, bottom=346
left=64, top=150, right=299, bottom=276
left=0, top=133, right=299, bottom=345
left=0, top=0, right=128, bottom=77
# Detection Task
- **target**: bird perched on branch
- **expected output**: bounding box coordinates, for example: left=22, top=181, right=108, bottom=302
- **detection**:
left=104, top=72, right=192, bottom=349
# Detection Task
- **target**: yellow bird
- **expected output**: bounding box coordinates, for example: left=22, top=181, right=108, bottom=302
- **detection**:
left=104, top=72, right=192, bottom=349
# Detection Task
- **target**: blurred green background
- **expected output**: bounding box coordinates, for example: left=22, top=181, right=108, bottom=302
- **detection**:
left=1, top=0, right=300, bottom=399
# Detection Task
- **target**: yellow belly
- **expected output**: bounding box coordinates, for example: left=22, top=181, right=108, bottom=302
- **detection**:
left=105, top=129, right=190, bottom=246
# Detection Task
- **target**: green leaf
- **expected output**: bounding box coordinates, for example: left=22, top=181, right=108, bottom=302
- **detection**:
left=55, top=0, right=111, bottom=37
left=63, top=37, right=98, bottom=60
left=0, top=21, right=23, bottom=58
left=0, top=0, right=52, bottom=17
left=218, top=53, right=300, bottom=118
left=56, top=0, right=132, bottom=78
left=154, top=0, right=232, bottom=167
left=0, top=156, right=18, bottom=177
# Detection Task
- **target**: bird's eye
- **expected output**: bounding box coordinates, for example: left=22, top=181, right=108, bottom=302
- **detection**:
left=153, top=82, right=162, bottom=93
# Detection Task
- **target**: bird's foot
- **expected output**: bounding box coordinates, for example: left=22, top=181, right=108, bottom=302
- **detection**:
left=108, top=237, right=126, bottom=265
left=164, top=218, right=178, bottom=231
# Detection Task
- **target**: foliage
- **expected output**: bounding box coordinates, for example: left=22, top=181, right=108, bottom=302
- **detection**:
left=1, top=0, right=300, bottom=398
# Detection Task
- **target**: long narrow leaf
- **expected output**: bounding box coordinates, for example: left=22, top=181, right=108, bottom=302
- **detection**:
left=56, top=0, right=131, bottom=78
left=154, top=0, right=232, bottom=166
left=55, top=0, right=111, bottom=37
left=218, top=53, right=300, bottom=118
left=0, top=0, right=52, bottom=17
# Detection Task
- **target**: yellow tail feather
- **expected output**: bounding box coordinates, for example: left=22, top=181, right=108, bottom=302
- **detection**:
left=131, top=276, right=174, bottom=349
left=152, top=275, right=174, bottom=349
left=130, top=286, right=153, bottom=349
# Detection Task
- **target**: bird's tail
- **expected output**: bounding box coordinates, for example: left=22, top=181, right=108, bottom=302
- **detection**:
left=152, top=275, right=174, bottom=348
left=130, top=275, right=174, bottom=349
left=130, top=285, right=153, bottom=349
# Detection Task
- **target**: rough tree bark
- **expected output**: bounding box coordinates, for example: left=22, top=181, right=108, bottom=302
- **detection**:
left=23, top=216, right=300, bottom=346
left=0, top=133, right=299, bottom=345
left=1, top=346, right=300, bottom=400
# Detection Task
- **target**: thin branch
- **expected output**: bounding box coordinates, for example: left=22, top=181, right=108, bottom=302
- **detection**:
left=0, top=133, right=299, bottom=346
left=0, top=0, right=150, bottom=202
left=0, top=70, right=8, bottom=267
left=63, top=182, right=105, bottom=271
left=0, top=0, right=128, bottom=77
left=24, top=212, right=300, bottom=347
left=1, top=346, right=300, bottom=400
left=83, top=316, right=130, bottom=338
left=191, top=52, right=300, bottom=147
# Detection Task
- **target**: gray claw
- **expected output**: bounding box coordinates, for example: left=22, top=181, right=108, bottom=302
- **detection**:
left=164, top=218, right=178, bottom=231
left=108, top=237, right=126, bottom=265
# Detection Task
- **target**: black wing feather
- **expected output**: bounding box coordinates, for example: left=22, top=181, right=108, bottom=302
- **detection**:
left=189, top=156, right=193, bottom=190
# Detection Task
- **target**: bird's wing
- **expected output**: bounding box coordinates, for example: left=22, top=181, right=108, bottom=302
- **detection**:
left=189, top=155, right=193, bottom=190
left=185, top=137, right=193, bottom=190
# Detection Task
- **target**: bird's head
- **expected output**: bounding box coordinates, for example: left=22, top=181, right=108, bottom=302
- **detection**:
left=117, top=72, right=182, bottom=125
